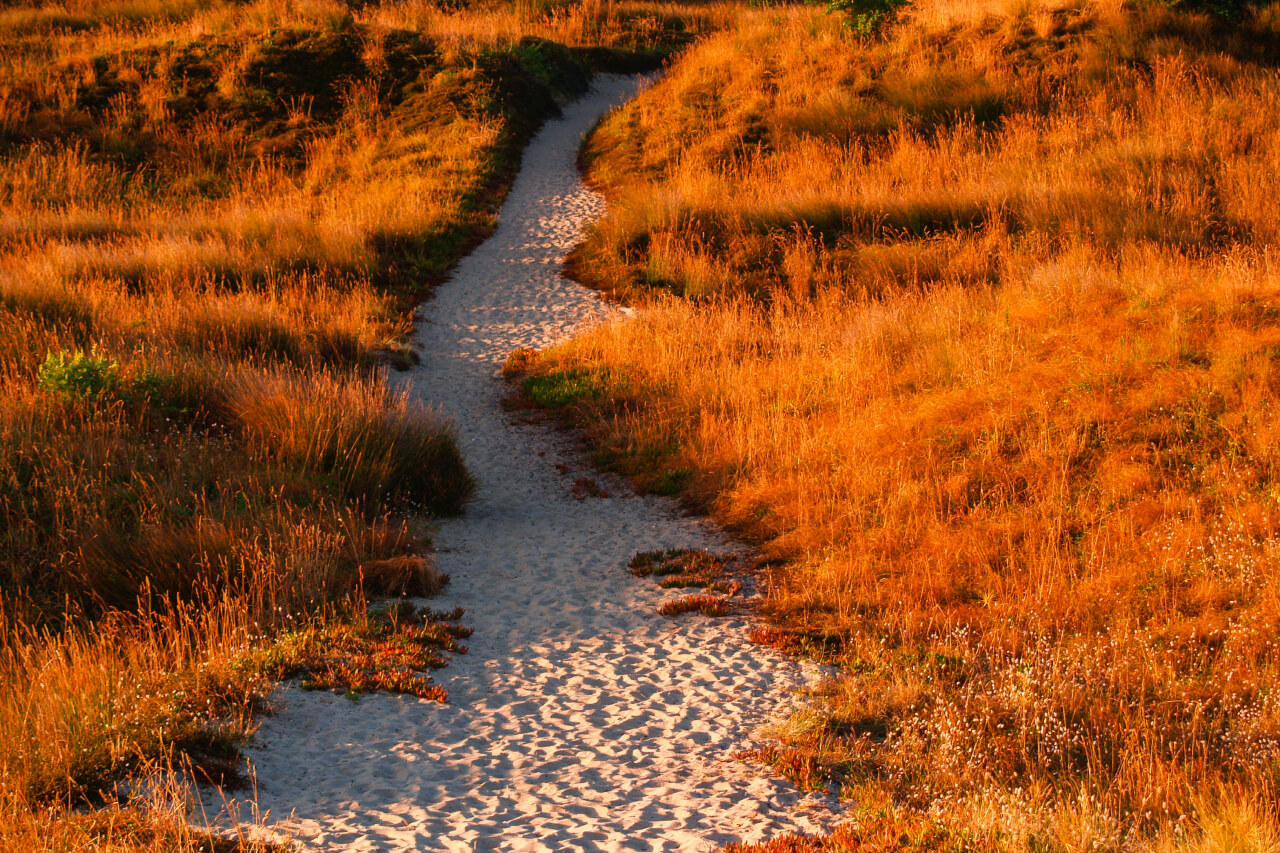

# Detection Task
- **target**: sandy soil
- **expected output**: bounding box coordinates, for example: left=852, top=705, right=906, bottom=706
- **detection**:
left=235, top=74, right=834, bottom=853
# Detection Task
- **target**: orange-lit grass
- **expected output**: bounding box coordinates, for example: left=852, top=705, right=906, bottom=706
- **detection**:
left=224, top=367, right=473, bottom=515
left=0, top=537, right=459, bottom=838
left=0, top=360, right=468, bottom=606
left=0, top=592, right=268, bottom=808
left=576, top=2, right=1280, bottom=302
left=723, top=811, right=971, bottom=853
left=0, top=793, right=283, bottom=853
left=725, top=794, right=1280, bottom=853
left=360, top=0, right=734, bottom=53
left=0, top=0, right=726, bottom=839
left=536, top=0, right=1280, bottom=846
left=547, top=263, right=1280, bottom=845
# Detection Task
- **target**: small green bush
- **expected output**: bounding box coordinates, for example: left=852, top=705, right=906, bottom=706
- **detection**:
left=37, top=348, right=120, bottom=397
left=1162, top=0, right=1251, bottom=20
left=37, top=348, right=168, bottom=405
left=823, top=0, right=911, bottom=35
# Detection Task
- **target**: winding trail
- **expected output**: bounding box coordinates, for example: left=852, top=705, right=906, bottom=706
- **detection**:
left=241, top=74, right=834, bottom=852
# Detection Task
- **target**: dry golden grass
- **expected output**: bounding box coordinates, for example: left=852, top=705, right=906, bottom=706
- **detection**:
left=2, top=790, right=280, bottom=853
left=0, top=0, right=714, bottom=844
left=530, top=1, right=1280, bottom=848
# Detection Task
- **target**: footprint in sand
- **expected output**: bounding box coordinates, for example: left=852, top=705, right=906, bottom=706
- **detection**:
left=227, top=74, right=837, bottom=853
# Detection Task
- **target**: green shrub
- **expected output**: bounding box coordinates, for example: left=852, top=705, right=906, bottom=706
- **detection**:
left=822, top=0, right=911, bottom=35
left=37, top=349, right=120, bottom=397
left=37, top=348, right=170, bottom=406
left=1162, top=0, right=1251, bottom=19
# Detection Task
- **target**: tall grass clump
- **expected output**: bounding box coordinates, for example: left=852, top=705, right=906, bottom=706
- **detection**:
left=226, top=368, right=472, bottom=514
left=531, top=0, right=1280, bottom=848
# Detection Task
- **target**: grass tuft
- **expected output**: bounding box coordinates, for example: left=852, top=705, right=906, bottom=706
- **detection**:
left=657, top=592, right=733, bottom=617
left=359, top=555, right=449, bottom=599
left=724, top=812, right=971, bottom=853
left=225, top=368, right=473, bottom=515
left=520, top=367, right=610, bottom=411
left=248, top=606, right=472, bottom=702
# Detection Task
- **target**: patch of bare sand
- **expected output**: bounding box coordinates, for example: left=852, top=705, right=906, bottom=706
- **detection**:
left=234, top=74, right=836, bottom=852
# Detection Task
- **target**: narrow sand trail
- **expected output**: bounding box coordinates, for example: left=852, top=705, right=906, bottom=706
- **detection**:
left=240, top=74, right=834, bottom=852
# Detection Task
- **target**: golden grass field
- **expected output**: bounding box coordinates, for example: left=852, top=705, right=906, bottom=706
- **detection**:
left=0, top=0, right=721, bottom=847
left=6, top=0, right=1280, bottom=849
left=521, top=0, right=1280, bottom=848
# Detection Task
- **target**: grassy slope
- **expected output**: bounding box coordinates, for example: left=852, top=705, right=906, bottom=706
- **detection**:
left=524, top=1, right=1280, bottom=849
left=0, top=0, right=722, bottom=846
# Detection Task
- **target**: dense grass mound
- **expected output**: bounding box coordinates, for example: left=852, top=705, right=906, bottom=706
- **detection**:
left=528, top=0, right=1280, bottom=848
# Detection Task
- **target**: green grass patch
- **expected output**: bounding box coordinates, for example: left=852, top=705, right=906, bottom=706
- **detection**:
left=521, top=367, right=610, bottom=410
left=640, top=465, right=694, bottom=496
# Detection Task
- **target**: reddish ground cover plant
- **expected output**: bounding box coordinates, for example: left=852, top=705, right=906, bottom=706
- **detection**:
left=629, top=549, right=742, bottom=616
left=658, top=593, right=733, bottom=617
left=735, top=743, right=831, bottom=794
left=252, top=606, right=472, bottom=702
left=628, top=548, right=732, bottom=578
left=571, top=476, right=611, bottom=500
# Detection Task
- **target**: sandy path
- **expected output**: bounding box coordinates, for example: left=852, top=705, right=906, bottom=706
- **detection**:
left=240, top=74, right=833, bottom=852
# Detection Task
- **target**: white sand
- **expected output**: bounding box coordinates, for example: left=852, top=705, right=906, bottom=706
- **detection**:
left=237, top=74, right=835, bottom=852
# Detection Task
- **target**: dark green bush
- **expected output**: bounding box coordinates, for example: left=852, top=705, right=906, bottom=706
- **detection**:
left=1163, top=0, right=1251, bottom=19
left=822, top=0, right=912, bottom=35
